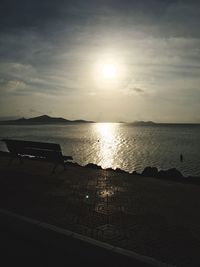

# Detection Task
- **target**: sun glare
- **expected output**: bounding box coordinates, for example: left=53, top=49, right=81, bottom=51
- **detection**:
left=101, top=63, right=117, bottom=79
left=93, top=56, right=126, bottom=88
left=94, top=60, right=119, bottom=82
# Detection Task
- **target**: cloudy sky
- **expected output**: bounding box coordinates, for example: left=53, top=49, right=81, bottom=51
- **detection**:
left=0, top=0, right=200, bottom=122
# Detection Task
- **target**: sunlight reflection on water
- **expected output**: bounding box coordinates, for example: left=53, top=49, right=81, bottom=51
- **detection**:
left=0, top=123, right=200, bottom=176
left=93, top=123, right=120, bottom=169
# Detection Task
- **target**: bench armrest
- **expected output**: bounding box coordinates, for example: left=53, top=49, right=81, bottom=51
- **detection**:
left=63, top=155, right=73, bottom=161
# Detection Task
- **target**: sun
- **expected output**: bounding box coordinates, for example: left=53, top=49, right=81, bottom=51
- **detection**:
left=101, top=64, right=117, bottom=79
left=93, top=57, right=124, bottom=87
left=95, top=61, right=119, bottom=81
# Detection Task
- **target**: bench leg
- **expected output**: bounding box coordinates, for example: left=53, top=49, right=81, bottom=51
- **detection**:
left=8, top=155, right=24, bottom=166
left=52, top=163, right=58, bottom=173
left=52, top=161, right=66, bottom=173
left=63, top=163, right=66, bottom=171
left=19, top=156, right=23, bottom=164
left=8, top=157, right=14, bottom=166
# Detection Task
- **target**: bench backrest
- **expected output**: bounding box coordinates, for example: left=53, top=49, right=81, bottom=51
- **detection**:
left=2, top=139, right=63, bottom=161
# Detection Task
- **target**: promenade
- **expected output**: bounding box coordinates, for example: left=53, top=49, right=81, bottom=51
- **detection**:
left=0, top=153, right=200, bottom=266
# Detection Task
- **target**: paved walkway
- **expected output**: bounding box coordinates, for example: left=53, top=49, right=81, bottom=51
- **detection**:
left=0, top=155, right=200, bottom=266
left=0, top=223, right=151, bottom=267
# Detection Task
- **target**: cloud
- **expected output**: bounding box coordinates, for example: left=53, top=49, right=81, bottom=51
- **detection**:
left=0, top=79, right=26, bottom=94
left=1, top=0, right=200, bottom=38
left=122, top=85, right=145, bottom=96
left=0, top=0, right=200, bottom=122
left=131, top=87, right=144, bottom=93
left=0, top=60, right=81, bottom=96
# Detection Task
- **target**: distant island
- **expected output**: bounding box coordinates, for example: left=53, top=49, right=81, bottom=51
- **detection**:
left=0, top=115, right=94, bottom=125
left=131, top=121, right=156, bottom=126
left=130, top=121, right=200, bottom=126
left=0, top=116, right=199, bottom=126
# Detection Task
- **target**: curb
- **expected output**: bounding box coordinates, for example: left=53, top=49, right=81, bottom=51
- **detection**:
left=0, top=208, right=175, bottom=267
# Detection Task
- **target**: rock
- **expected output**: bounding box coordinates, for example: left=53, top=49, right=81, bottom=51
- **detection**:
left=104, top=167, right=114, bottom=172
left=115, top=168, right=128, bottom=174
left=141, top=166, right=158, bottom=177
left=131, top=171, right=140, bottom=175
left=85, top=163, right=102, bottom=169
left=158, top=168, right=183, bottom=179
left=66, top=161, right=79, bottom=167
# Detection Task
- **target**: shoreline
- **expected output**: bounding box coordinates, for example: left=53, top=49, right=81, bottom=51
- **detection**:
left=84, top=162, right=200, bottom=185
left=1, top=151, right=199, bottom=185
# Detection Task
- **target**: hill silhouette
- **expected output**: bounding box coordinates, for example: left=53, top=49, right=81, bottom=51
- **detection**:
left=0, top=115, right=94, bottom=125
left=131, top=121, right=156, bottom=126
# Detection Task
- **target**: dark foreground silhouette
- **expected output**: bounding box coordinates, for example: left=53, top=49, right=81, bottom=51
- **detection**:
left=0, top=152, right=200, bottom=266
left=0, top=222, right=150, bottom=267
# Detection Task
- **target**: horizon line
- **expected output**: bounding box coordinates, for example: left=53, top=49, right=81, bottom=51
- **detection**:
left=0, top=115, right=200, bottom=124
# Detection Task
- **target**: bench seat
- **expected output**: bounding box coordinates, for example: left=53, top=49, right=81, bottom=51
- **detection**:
left=1, top=139, right=73, bottom=172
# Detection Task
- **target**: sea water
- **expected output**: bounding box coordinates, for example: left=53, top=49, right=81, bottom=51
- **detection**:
left=0, top=123, right=200, bottom=176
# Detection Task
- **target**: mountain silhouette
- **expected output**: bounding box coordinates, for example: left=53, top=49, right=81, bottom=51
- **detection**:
left=0, top=115, right=94, bottom=125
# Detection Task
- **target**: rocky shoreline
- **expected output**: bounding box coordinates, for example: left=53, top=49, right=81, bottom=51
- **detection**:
left=83, top=163, right=200, bottom=185
left=0, top=150, right=199, bottom=185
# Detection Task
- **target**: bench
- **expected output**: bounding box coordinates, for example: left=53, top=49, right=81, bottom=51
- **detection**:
left=1, top=139, right=73, bottom=173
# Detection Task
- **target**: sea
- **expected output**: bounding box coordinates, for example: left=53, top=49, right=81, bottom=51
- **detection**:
left=0, top=123, right=200, bottom=177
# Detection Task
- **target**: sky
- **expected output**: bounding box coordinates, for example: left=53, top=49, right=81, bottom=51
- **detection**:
left=0, top=0, right=200, bottom=122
